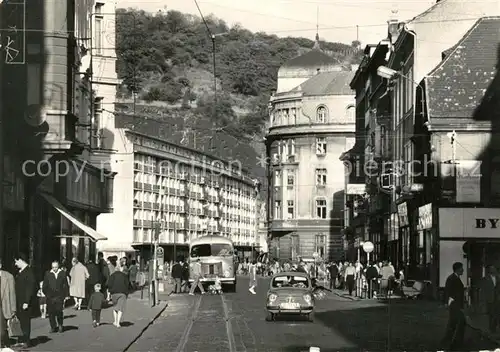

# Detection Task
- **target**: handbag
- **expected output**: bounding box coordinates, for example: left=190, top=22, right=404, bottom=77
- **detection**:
left=7, top=315, right=23, bottom=337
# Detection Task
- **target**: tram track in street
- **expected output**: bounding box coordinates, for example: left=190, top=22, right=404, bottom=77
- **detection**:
left=175, top=293, right=239, bottom=352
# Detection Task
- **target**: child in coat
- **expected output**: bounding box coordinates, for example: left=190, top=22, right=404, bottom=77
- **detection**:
left=88, top=283, right=105, bottom=327
left=37, top=281, right=47, bottom=318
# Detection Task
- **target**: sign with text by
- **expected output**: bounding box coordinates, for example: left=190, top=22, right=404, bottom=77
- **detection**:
left=439, top=208, right=500, bottom=239
left=2, top=0, right=25, bottom=64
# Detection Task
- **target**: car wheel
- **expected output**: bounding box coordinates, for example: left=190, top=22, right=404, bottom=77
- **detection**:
left=265, top=312, right=274, bottom=322
left=307, top=312, right=314, bottom=322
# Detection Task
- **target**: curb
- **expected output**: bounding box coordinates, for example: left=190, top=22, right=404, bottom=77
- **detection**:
left=122, top=300, right=169, bottom=352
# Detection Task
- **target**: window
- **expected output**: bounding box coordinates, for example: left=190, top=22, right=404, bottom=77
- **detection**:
left=287, top=200, right=294, bottom=219
left=287, top=171, right=295, bottom=187
left=316, top=198, right=327, bottom=219
left=315, top=234, right=326, bottom=258
left=290, top=108, right=297, bottom=124
left=405, top=66, right=414, bottom=112
left=346, top=105, right=355, bottom=121
left=94, top=3, right=104, bottom=55
left=316, top=106, right=327, bottom=123
left=315, top=168, right=327, bottom=186
left=274, top=170, right=282, bottom=186
left=92, top=97, right=103, bottom=149
left=274, top=200, right=282, bottom=219
left=285, top=139, right=295, bottom=156
left=316, top=137, right=327, bottom=155
left=404, top=142, right=414, bottom=186
left=190, top=243, right=233, bottom=257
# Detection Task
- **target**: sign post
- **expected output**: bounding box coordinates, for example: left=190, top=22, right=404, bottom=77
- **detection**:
left=313, top=252, right=319, bottom=280
left=362, top=241, right=374, bottom=264
left=152, top=223, right=161, bottom=306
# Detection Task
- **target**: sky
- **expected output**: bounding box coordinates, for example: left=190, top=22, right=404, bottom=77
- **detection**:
left=117, top=0, right=436, bottom=45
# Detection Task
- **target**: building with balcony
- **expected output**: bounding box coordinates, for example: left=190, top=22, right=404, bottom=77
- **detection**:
left=265, top=35, right=356, bottom=262
left=96, top=129, right=260, bottom=263
left=349, top=0, right=500, bottom=298
left=1, top=0, right=115, bottom=278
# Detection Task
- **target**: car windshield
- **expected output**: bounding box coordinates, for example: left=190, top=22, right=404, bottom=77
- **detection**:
left=190, top=243, right=233, bottom=257
left=271, top=275, right=309, bottom=288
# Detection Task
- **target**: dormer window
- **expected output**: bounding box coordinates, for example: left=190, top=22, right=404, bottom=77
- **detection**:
left=316, top=106, right=327, bottom=123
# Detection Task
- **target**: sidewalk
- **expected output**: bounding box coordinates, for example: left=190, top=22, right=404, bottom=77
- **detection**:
left=29, top=282, right=174, bottom=352
left=317, top=299, right=499, bottom=351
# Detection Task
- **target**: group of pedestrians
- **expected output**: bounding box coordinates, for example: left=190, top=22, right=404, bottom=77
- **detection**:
left=0, top=252, right=139, bottom=349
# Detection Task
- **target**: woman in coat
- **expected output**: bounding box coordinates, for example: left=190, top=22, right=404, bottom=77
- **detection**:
left=0, top=258, right=16, bottom=348
left=69, top=258, right=89, bottom=310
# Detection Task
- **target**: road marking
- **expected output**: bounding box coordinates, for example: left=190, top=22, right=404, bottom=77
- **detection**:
left=175, top=295, right=202, bottom=352
left=221, top=294, right=238, bottom=352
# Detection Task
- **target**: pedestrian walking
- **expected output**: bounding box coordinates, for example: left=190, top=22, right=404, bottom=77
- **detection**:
left=249, top=260, right=257, bottom=295
left=171, top=259, right=183, bottom=294
left=344, top=262, right=356, bottom=296
left=97, top=252, right=110, bottom=298
left=365, top=262, right=379, bottom=298
left=37, top=281, right=47, bottom=319
left=379, top=261, right=395, bottom=297
left=442, top=262, right=465, bottom=351
left=189, top=259, right=205, bottom=295
left=0, top=258, right=17, bottom=348
left=13, top=253, right=35, bottom=348
left=328, top=262, right=339, bottom=290
left=43, top=261, right=69, bottom=334
left=128, top=260, right=138, bottom=291
left=88, top=283, right=105, bottom=327
left=107, top=265, right=129, bottom=328
left=181, top=259, right=190, bottom=293
left=69, top=258, right=89, bottom=310
left=480, top=265, right=500, bottom=333
left=85, top=259, right=100, bottom=300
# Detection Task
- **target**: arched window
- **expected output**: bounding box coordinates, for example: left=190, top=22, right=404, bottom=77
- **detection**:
left=346, top=104, right=355, bottom=121
left=316, top=106, right=328, bottom=123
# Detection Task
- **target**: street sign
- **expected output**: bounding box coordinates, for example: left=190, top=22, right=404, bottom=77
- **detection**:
left=313, top=252, right=319, bottom=258
left=362, top=241, right=374, bottom=253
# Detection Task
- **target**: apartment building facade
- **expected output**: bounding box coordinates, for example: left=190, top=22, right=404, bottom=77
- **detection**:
left=1, top=0, right=114, bottom=278
left=97, top=129, right=260, bottom=262
left=266, top=37, right=356, bottom=262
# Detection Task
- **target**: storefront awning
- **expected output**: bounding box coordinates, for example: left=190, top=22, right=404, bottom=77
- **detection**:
left=40, top=192, right=107, bottom=242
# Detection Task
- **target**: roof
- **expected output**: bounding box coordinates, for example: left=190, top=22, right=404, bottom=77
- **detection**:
left=115, top=111, right=265, bottom=181
left=273, top=271, right=309, bottom=277
left=290, top=71, right=355, bottom=96
left=425, top=17, right=500, bottom=118
left=282, top=49, right=337, bottom=68
left=189, top=235, right=234, bottom=246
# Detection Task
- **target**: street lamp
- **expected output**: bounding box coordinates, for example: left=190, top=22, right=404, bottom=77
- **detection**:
left=377, top=66, right=399, bottom=80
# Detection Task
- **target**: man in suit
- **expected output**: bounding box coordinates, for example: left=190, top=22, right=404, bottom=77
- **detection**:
left=0, top=258, right=16, bottom=348
left=481, top=265, right=500, bottom=333
left=442, top=261, right=465, bottom=351
left=13, top=253, right=35, bottom=349
left=43, top=261, right=69, bottom=333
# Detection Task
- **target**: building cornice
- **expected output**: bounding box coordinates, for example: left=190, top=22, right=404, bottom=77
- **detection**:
left=267, top=123, right=355, bottom=139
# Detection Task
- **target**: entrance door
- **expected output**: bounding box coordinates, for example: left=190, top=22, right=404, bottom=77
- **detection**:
left=466, top=242, right=500, bottom=306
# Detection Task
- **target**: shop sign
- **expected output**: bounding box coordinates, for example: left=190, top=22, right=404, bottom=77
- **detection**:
left=397, top=203, right=409, bottom=227
left=439, top=208, right=500, bottom=238
left=388, top=213, right=399, bottom=241
left=418, top=203, right=433, bottom=230
left=346, top=184, right=366, bottom=195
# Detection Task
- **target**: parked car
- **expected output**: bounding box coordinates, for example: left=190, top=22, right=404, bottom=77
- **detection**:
left=265, top=271, right=315, bottom=322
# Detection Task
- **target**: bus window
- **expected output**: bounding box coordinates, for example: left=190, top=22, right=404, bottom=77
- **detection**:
left=190, top=243, right=233, bottom=257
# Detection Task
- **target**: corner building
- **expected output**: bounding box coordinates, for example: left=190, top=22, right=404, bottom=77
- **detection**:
left=266, top=37, right=356, bottom=261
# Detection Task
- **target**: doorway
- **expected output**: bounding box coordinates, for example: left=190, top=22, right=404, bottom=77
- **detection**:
left=465, top=241, right=500, bottom=306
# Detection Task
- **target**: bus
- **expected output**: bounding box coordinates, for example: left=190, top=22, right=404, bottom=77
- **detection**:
left=189, top=235, right=237, bottom=292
